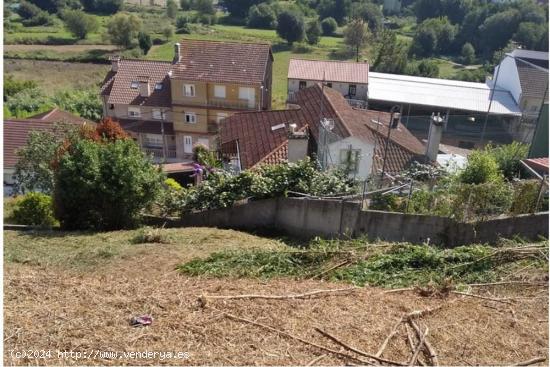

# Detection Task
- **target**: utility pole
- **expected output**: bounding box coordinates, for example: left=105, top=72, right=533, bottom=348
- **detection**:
left=379, top=105, right=401, bottom=187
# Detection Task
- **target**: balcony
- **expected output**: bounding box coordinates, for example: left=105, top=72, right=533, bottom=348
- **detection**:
left=208, top=97, right=258, bottom=110
left=143, top=146, right=177, bottom=160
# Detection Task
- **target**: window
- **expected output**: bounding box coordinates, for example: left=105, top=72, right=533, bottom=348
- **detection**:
left=109, top=104, right=114, bottom=110
left=216, top=112, right=228, bottom=123
left=299, top=81, right=307, bottom=90
left=348, top=84, right=357, bottom=97
left=183, top=84, right=195, bottom=97
left=185, top=112, right=197, bottom=124
left=326, top=82, right=333, bottom=88
left=152, top=109, right=163, bottom=120
left=131, top=81, right=139, bottom=89
left=128, top=107, right=141, bottom=117
left=339, top=149, right=360, bottom=173
left=238, top=87, right=256, bottom=108
left=183, top=136, right=193, bottom=153
left=214, top=85, right=226, bottom=98
left=155, top=83, right=163, bottom=90
left=143, top=134, right=163, bottom=147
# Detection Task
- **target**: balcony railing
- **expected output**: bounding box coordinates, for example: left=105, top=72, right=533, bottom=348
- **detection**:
left=208, top=97, right=258, bottom=110
left=143, top=147, right=177, bottom=159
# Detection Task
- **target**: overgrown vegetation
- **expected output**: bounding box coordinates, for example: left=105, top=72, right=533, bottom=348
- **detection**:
left=179, top=237, right=549, bottom=288
left=11, top=192, right=57, bottom=227
left=158, top=158, right=358, bottom=216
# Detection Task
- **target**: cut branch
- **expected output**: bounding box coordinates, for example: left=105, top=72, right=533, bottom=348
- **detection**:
left=314, top=327, right=406, bottom=366
left=409, top=326, right=429, bottom=366
left=451, top=291, right=513, bottom=304
left=513, top=357, right=547, bottom=366
left=203, top=287, right=357, bottom=300
left=409, top=319, right=439, bottom=366
left=375, top=316, right=404, bottom=357
left=221, top=311, right=374, bottom=365
left=308, top=260, right=352, bottom=280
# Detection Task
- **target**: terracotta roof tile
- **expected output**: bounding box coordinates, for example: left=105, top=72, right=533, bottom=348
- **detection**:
left=104, top=59, right=172, bottom=107
left=288, top=59, right=369, bottom=84
left=221, top=84, right=425, bottom=173
left=171, top=39, right=273, bottom=84
left=4, top=111, right=89, bottom=168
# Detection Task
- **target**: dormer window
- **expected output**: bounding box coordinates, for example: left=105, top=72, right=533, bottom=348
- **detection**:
left=155, top=83, right=163, bottom=90
left=131, top=81, right=139, bottom=89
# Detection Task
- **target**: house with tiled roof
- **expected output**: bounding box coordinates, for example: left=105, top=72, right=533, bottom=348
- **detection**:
left=4, top=109, right=92, bottom=195
left=492, top=49, right=549, bottom=142
left=287, top=59, right=369, bottom=105
left=220, top=84, right=426, bottom=179
left=100, top=39, right=273, bottom=163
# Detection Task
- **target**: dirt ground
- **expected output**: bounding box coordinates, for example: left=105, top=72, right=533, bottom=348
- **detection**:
left=4, top=231, right=549, bottom=366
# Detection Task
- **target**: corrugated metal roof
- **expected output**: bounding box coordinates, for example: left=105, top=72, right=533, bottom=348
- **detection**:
left=288, top=59, right=369, bottom=84
left=368, top=72, right=522, bottom=115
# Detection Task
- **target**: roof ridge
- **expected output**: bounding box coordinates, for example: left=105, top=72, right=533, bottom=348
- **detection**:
left=365, top=120, right=424, bottom=155
left=315, top=85, right=353, bottom=137
left=179, top=38, right=271, bottom=47
left=290, top=58, right=368, bottom=65
left=120, top=58, right=172, bottom=64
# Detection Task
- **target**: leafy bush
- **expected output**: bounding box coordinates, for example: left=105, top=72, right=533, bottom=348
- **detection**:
left=176, top=15, right=192, bottom=33
left=369, top=193, right=402, bottom=211
left=247, top=2, right=277, bottom=29
left=459, top=150, right=501, bottom=184
left=54, top=138, right=164, bottom=230
left=451, top=181, right=513, bottom=221
left=510, top=180, right=543, bottom=215
left=165, top=178, right=182, bottom=191
left=138, top=32, right=152, bottom=55
left=276, top=10, right=305, bottom=45
left=22, top=11, right=54, bottom=26
left=3, top=76, right=37, bottom=101
left=5, top=87, right=51, bottom=117
left=51, top=89, right=102, bottom=121
left=17, top=1, right=42, bottom=19
left=12, top=192, right=56, bottom=227
left=132, top=226, right=170, bottom=244
left=321, top=17, right=337, bottom=36
left=81, top=0, right=122, bottom=15
left=172, top=159, right=357, bottom=214
left=306, top=19, right=321, bottom=45
left=62, top=9, right=99, bottom=39
left=487, top=142, right=529, bottom=180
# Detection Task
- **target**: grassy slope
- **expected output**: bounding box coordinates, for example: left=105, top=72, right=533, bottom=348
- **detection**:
left=4, top=227, right=288, bottom=270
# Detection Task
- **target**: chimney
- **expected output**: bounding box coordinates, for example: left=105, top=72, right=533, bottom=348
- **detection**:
left=425, top=113, right=445, bottom=162
left=287, top=124, right=309, bottom=163
left=110, top=55, right=120, bottom=72
left=137, top=76, right=150, bottom=97
left=173, top=42, right=181, bottom=63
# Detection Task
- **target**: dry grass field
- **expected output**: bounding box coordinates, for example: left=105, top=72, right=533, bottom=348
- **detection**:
left=3, top=227, right=549, bottom=366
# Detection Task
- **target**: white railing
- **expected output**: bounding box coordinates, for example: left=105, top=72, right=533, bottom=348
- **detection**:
left=143, top=147, right=177, bottom=159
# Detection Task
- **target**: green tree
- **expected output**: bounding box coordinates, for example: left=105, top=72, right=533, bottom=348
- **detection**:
left=54, top=138, right=164, bottom=230
left=479, top=9, right=521, bottom=55
left=460, top=42, right=475, bottom=65
left=276, top=10, right=305, bottom=45
left=106, top=12, right=142, bottom=48
left=220, top=0, right=263, bottom=18
left=194, top=0, right=215, bottom=14
left=411, top=25, right=437, bottom=57
left=343, top=18, right=370, bottom=62
left=14, top=125, right=77, bottom=194
left=17, top=1, right=41, bottom=19
left=350, top=1, right=383, bottom=32
left=180, top=0, right=192, bottom=10
left=414, top=0, right=442, bottom=22
left=459, top=150, right=501, bottom=185
left=247, top=3, right=277, bottom=29
left=166, top=0, right=178, bottom=19
left=372, top=30, right=408, bottom=74
left=81, top=0, right=123, bottom=15
left=317, top=0, right=350, bottom=25
left=321, top=17, right=337, bottom=36
left=163, top=25, right=175, bottom=40
left=514, top=22, right=547, bottom=50
left=62, top=9, right=99, bottom=40
left=305, top=19, right=322, bottom=45
left=138, top=31, right=152, bottom=55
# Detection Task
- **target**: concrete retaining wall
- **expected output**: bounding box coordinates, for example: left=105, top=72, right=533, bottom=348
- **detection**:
left=151, top=198, right=548, bottom=246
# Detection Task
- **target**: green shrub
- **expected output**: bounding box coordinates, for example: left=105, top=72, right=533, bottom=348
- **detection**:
left=54, top=138, right=164, bottom=230
left=12, top=192, right=56, bottom=227
left=451, top=181, right=513, bottom=221
left=62, top=9, right=99, bottom=39
left=459, top=150, right=501, bottom=184
left=369, top=193, right=402, bottom=211
left=510, top=179, right=543, bottom=215
left=165, top=178, right=182, bottom=191
left=247, top=3, right=277, bottom=29
left=321, top=17, right=337, bottom=36
left=487, top=142, right=529, bottom=180
left=132, top=226, right=170, bottom=244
